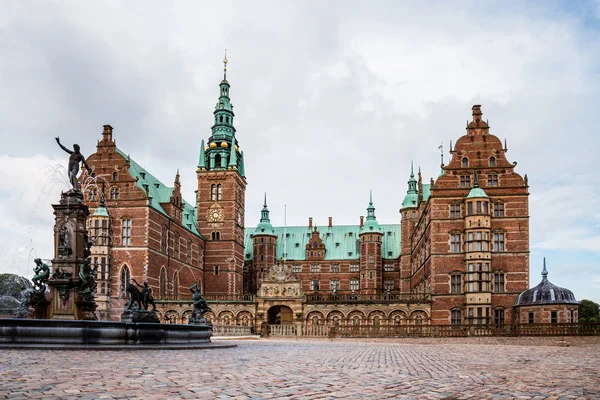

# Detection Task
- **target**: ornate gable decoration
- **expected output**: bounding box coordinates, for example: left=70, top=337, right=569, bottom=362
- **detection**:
left=264, top=261, right=298, bottom=283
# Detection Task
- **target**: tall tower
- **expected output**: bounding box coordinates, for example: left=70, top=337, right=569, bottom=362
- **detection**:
left=197, top=53, right=247, bottom=295
left=399, top=162, right=418, bottom=292
left=359, top=191, right=383, bottom=294
left=251, top=194, right=277, bottom=292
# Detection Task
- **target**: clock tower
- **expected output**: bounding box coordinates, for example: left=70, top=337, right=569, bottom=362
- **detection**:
left=197, top=53, right=247, bottom=296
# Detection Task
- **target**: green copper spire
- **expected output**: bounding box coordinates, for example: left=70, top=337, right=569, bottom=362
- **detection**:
left=255, top=193, right=275, bottom=235
left=239, top=151, right=245, bottom=177
left=198, top=139, right=206, bottom=170
left=228, top=138, right=238, bottom=169
left=361, top=190, right=380, bottom=232
left=401, top=161, right=419, bottom=208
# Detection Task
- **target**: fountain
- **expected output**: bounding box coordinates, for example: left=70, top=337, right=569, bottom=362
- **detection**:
left=0, top=138, right=233, bottom=349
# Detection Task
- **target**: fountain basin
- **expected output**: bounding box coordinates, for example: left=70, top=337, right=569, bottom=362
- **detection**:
left=0, top=318, right=235, bottom=350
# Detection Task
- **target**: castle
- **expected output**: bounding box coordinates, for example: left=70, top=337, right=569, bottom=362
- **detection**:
left=83, top=60, right=544, bottom=328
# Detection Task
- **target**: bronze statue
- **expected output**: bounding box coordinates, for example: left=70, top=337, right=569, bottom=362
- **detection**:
left=55, top=136, right=91, bottom=191
left=78, top=259, right=97, bottom=300
left=126, top=280, right=155, bottom=311
left=32, top=258, right=50, bottom=294
left=189, top=282, right=211, bottom=322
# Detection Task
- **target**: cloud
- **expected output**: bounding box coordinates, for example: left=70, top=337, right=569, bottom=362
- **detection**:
left=1, top=0, right=599, bottom=303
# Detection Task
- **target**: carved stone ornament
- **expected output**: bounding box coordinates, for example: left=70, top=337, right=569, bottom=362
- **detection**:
left=264, top=263, right=297, bottom=283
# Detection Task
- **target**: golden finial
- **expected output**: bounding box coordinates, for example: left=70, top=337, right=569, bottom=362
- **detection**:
left=223, top=49, right=228, bottom=80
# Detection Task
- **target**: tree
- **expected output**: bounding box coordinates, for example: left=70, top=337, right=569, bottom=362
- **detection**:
left=578, top=299, right=600, bottom=323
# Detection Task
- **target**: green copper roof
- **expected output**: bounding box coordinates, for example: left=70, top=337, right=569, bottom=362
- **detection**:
left=244, top=224, right=401, bottom=262
left=422, top=184, right=431, bottom=202
left=115, top=148, right=200, bottom=236
left=198, top=139, right=206, bottom=169
left=401, top=162, right=419, bottom=209
left=255, top=193, right=275, bottom=235
left=92, top=205, right=109, bottom=217
left=360, top=190, right=380, bottom=233
left=466, top=186, right=489, bottom=199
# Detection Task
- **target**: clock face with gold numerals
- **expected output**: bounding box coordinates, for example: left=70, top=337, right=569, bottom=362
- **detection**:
left=208, top=207, right=224, bottom=223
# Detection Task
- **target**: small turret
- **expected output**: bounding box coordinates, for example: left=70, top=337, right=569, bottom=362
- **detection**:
left=361, top=190, right=381, bottom=232
left=401, top=162, right=419, bottom=209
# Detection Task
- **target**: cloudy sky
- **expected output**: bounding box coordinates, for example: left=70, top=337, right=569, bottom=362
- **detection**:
left=1, top=0, right=599, bottom=303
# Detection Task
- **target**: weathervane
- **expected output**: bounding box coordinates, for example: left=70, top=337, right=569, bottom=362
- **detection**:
left=439, top=142, right=444, bottom=165
left=223, top=49, right=228, bottom=80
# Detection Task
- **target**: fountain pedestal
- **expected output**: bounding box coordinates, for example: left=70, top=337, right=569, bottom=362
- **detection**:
left=46, top=190, right=97, bottom=320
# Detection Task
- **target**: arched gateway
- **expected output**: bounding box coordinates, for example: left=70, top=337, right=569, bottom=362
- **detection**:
left=267, top=305, right=294, bottom=325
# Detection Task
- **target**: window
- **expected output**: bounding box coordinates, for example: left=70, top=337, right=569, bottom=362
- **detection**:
left=384, top=279, right=394, bottom=291
left=450, top=274, right=462, bottom=294
left=292, top=264, right=301, bottom=273
left=159, top=268, right=167, bottom=298
left=489, top=156, right=496, bottom=167
left=330, top=279, right=340, bottom=292
left=173, top=272, right=179, bottom=297
left=450, top=203, right=460, bottom=218
left=310, top=264, right=320, bottom=273
left=99, top=257, right=107, bottom=280
left=350, top=279, right=359, bottom=291
left=551, top=311, right=558, bottom=324
left=460, top=175, right=471, bottom=188
left=369, top=255, right=374, bottom=264
left=120, top=265, right=131, bottom=297
left=330, top=264, right=340, bottom=273
left=211, top=184, right=217, bottom=201
left=110, top=187, right=119, bottom=200
left=187, top=240, right=192, bottom=260
left=214, top=265, right=219, bottom=275
left=494, top=309, right=505, bottom=325
left=121, top=219, right=131, bottom=246
left=384, top=264, right=394, bottom=272
left=311, top=280, right=320, bottom=291
left=100, top=220, right=108, bottom=245
left=450, top=234, right=461, bottom=253
left=493, top=232, right=505, bottom=252
left=313, top=242, right=318, bottom=249
left=528, top=312, right=534, bottom=324
left=369, top=271, right=374, bottom=280
left=89, top=188, right=97, bottom=201
left=487, top=174, right=498, bottom=187
left=173, top=233, right=180, bottom=259
left=217, top=184, right=222, bottom=200
left=467, top=202, right=473, bottom=215
left=349, top=264, right=359, bottom=272
left=494, top=202, right=504, bottom=217
left=161, top=226, right=167, bottom=253
left=462, top=157, right=469, bottom=168
left=451, top=310, right=462, bottom=325
left=494, top=272, right=505, bottom=293
left=112, top=172, right=118, bottom=181
left=467, top=263, right=490, bottom=292
left=467, top=231, right=488, bottom=252
left=212, top=231, right=221, bottom=240
left=100, top=282, right=106, bottom=295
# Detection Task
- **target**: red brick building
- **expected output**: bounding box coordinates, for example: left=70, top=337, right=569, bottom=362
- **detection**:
left=83, top=65, right=535, bottom=327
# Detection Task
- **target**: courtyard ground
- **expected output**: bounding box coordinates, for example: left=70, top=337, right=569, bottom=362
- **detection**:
left=1, top=337, right=599, bottom=399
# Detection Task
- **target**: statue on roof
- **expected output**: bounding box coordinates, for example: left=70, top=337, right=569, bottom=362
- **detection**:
left=55, top=137, right=91, bottom=191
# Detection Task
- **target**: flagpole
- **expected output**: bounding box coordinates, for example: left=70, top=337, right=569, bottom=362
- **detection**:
left=283, top=204, right=287, bottom=265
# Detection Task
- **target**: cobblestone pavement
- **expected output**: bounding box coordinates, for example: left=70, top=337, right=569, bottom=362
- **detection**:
left=2, top=338, right=600, bottom=399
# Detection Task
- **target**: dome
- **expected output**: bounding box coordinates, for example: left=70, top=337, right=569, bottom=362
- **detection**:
left=466, top=186, right=489, bottom=199
left=209, top=142, right=217, bottom=148
left=515, top=259, right=578, bottom=306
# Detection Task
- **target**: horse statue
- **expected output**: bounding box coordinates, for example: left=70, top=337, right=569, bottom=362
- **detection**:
left=126, top=281, right=156, bottom=311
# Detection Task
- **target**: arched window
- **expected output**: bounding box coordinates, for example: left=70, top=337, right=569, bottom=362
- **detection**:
left=217, top=184, right=222, bottom=200
left=112, top=172, right=118, bottom=181
left=219, top=115, right=223, bottom=123
left=173, top=271, right=179, bottom=298
left=462, top=157, right=469, bottom=168
left=173, top=233, right=180, bottom=259
left=215, top=154, right=222, bottom=168
left=159, top=267, right=167, bottom=299
left=211, top=184, right=217, bottom=201
left=120, top=265, right=131, bottom=298
left=226, top=116, right=230, bottom=124
left=489, top=156, right=496, bottom=167
left=212, top=231, right=221, bottom=240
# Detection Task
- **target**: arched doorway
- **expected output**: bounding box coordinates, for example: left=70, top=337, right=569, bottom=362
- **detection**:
left=267, top=305, right=293, bottom=325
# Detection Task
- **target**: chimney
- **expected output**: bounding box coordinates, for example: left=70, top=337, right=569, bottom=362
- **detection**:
left=360, top=216, right=364, bottom=228
left=102, top=125, right=113, bottom=142
left=308, top=217, right=313, bottom=229
left=328, top=217, right=332, bottom=228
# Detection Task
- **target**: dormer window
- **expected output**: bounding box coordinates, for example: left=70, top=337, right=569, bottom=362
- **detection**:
left=313, top=242, right=318, bottom=248
left=140, top=172, right=146, bottom=180
left=462, top=157, right=469, bottom=168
